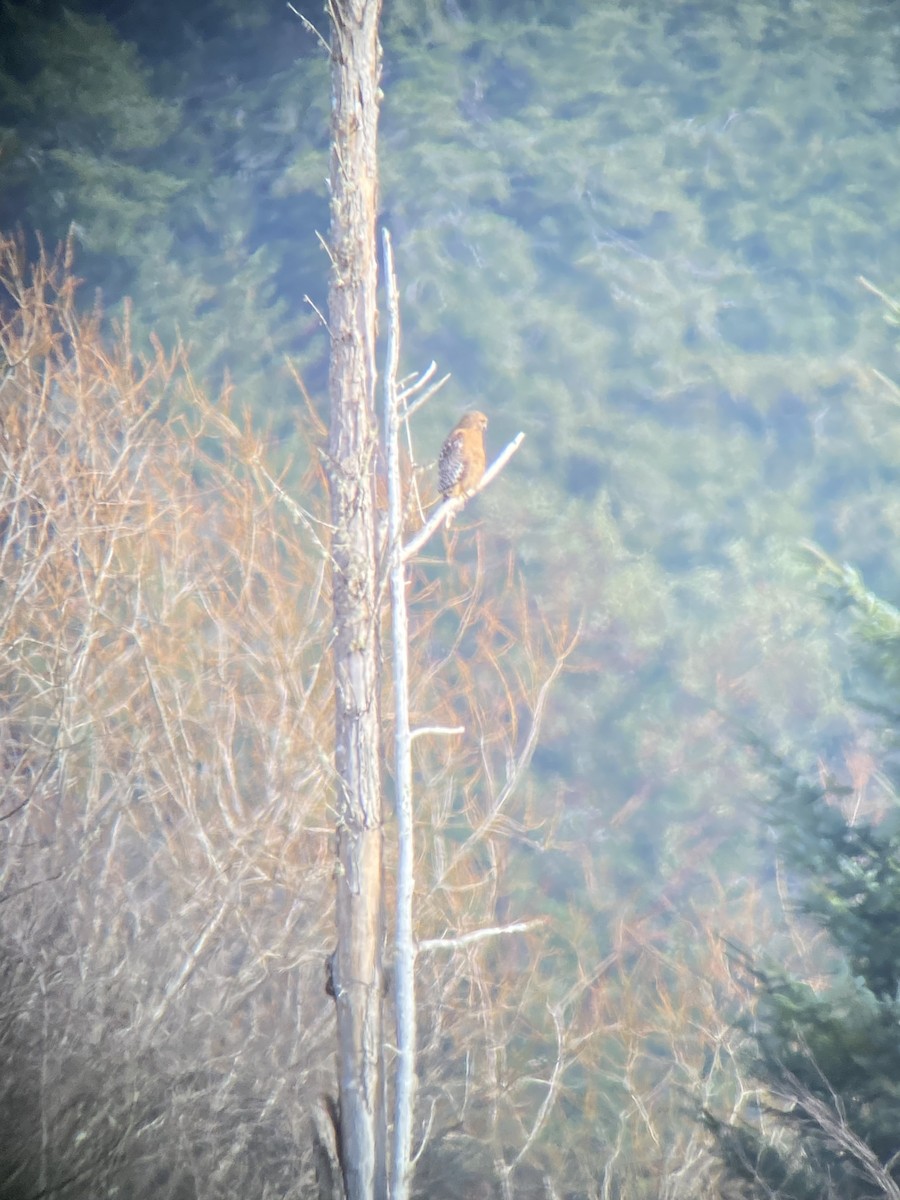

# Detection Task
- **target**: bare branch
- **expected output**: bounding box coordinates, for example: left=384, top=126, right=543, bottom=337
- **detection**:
left=776, top=1064, right=900, bottom=1200
left=433, top=619, right=581, bottom=890
left=304, top=294, right=330, bottom=332
left=504, top=1004, right=567, bottom=1174
left=409, top=725, right=464, bottom=741
left=248, top=458, right=335, bottom=560
left=402, top=371, right=451, bottom=418
left=287, top=3, right=331, bottom=54
left=418, top=921, right=545, bottom=954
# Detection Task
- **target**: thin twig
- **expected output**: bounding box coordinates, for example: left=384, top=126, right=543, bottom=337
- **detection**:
left=304, top=294, right=330, bottom=331
left=286, top=2, right=331, bottom=53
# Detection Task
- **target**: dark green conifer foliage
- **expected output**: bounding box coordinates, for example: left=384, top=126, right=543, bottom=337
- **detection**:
left=707, top=566, right=900, bottom=1200
left=0, top=0, right=331, bottom=441
left=0, top=5, right=182, bottom=281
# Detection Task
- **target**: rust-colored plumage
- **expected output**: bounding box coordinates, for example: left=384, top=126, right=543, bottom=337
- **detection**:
left=438, top=411, right=488, bottom=502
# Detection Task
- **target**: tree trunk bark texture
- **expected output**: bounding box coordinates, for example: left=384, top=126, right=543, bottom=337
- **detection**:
left=326, top=2, right=386, bottom=1200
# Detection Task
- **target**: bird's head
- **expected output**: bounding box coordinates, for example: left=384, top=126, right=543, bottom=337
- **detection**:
left=459, top=410, right=488, bottom=431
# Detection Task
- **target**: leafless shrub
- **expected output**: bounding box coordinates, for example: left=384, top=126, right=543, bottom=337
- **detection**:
left=0, top=235, right=335, bottom=1198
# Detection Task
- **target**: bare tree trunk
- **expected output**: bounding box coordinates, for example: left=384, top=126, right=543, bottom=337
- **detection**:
left=326, top=2, right=386, bottom=1200
left=381, top=231, right=416, bottom=1200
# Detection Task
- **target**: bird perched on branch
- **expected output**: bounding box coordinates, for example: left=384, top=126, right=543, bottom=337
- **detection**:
left=438, top=411, right=488, bottom=503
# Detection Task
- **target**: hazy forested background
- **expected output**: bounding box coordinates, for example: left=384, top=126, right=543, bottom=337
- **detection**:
left=4, top=0, right=900, bottom=1196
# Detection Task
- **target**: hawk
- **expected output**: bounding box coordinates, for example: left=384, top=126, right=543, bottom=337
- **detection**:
left=438, top=411, right=488, bottom=502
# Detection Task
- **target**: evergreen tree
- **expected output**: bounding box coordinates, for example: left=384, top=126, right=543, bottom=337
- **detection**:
left=707, top=559, right=900, bottom=1200
left=0, top=0, right=331, bottom=437
left=0, top=4, right=183, bottom=287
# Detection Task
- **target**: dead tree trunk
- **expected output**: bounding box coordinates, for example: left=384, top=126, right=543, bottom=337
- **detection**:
left=326, top=2, right=386, bottom=1199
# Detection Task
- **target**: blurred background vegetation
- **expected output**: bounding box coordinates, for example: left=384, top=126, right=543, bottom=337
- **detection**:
left=3, top=0, right=900, bottom=1196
